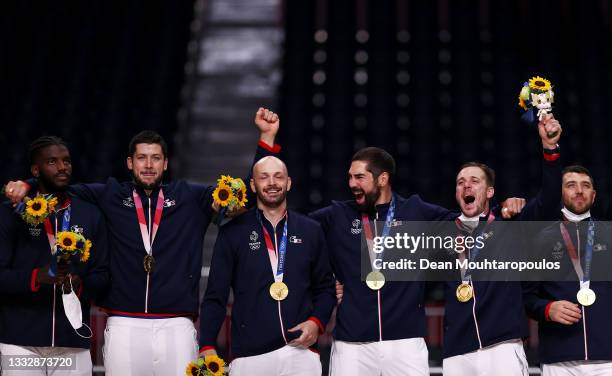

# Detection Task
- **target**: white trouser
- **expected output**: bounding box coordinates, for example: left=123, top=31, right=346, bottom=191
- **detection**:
left=103, top=316, right=198, bottom=376
left=442, top=339, right=528, bottom=376
left=329, top=337, right=429, bottom=376
left=0, top=343, right=91, bottom=376
left=229, top=345, right=321, bottom=376
left=542, top=360, right=612, bottom=376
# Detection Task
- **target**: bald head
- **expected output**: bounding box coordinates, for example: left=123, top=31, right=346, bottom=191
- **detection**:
left=253, top=156, right=288, bottom=176
left=251, top=156, right=291, bottom=209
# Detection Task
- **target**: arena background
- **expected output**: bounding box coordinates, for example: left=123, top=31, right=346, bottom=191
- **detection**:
left=1, top=0, right=611, bottom=374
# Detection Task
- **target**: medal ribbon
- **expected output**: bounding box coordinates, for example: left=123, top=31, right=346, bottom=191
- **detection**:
left=362, top=196, right=396, bottom=271
left=457, top=211, right=495, bottom=283
left=256, top=210, right=288, bottom=283
left=560, top=219, right=595, bottom=289
left=133, top=189, right=164, bottom=256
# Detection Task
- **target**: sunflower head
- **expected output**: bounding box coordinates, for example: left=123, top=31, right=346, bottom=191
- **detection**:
left=235, top=184, right=248, bottom=207
left=217, top=175, right=233, bottom=186
left=80, top=240, right=92, bottom=262
left=204, top=355, right=225, bottom=376
left=185, top=362, right=201, bottom=376
left=528, top=76, right=552, bottom=93
left=213, top=183, right=234, bottom=207
left=57, top=232, right=78, bottom=252
left=26, top=197, right=48, bottom=217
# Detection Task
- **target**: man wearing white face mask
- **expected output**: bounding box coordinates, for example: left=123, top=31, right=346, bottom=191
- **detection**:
left=0, top=136, right=109, bottom=375
left=523, top=166, right=612, bottom=375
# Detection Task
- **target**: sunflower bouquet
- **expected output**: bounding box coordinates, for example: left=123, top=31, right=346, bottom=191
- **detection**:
left=518, top=76, right=555, bottom=122
left=55, top=231, right=92, bottom=263
left=186, top=354, right=226, bottom=376
left=14, top=194, right=59, bottom=226
left=212, top=175, right=248, bottom=212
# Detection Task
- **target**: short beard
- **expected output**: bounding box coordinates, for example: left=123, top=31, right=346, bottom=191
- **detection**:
left=38, top=174, right=70, bottom=193
left=256, top=190, right=287, bottom=208
left=564, top=201, right=592, bottom=216
left=133, top=173, right=163, bottom=190
left=355, top=187, right=381, bottom=213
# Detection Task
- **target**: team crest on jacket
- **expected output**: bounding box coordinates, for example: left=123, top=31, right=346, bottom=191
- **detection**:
left=28, top=227, right=42, bottom=237
left=551, top=241, right=564, bottom=260
left=594, top=243, right=608, bottom=252
left=122, top=197, right=134, bottom=207
left=249, top=231, right=260, bottom=250
left=351, top=219, right=362, bottom=234
left=290, top=236, right=302, bottom=244
left=163, top=198, right=176, bottom=208
left=71, top=225, right=84, bottom=235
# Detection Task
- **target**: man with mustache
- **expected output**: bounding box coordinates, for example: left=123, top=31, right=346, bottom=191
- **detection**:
left=0, top=136, right=109, bottom=375
left=441, top=114, right=562, bottom=376
left=198, top=156, right=335, bottom=375
left=309, top=146, right=458, bottom=376
left=523, top=166, right=612, bottom=375
left=4, top=108, right=281, bottom=376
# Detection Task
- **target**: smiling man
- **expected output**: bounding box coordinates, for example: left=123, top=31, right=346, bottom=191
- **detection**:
left=523, top=166, right=612, bottom=376
left=198, top=156, right=335, bottom=375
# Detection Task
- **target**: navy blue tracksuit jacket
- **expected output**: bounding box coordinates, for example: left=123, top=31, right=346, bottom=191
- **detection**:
left=310, top=194, right=454, bottom=342
left=523, top=218, right=612, bottom=364
left=199, top=208, right=335, bottom=358
left=442, top=156, right=561, bottom=358
left=0, top=194, right=109, bottom=349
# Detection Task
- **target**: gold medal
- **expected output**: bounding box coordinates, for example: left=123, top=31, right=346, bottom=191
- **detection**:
left=577, top=288, right=596, bottom=306
left=366, top=271, right=385, bottom=290
left=270, top=281, right=289, bottom=301
left=143, top=255, right=155, bottom=273
left=456, top=283, right=473, bottom=303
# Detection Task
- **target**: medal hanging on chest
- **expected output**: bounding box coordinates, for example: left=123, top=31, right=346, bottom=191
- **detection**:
left=362, top=196, right=396, bottom=291
left=133, top=189, right=164, bottom=273
left=560, top=220, right=597, bottom=306
left=257, top=210, right=289, bottom=301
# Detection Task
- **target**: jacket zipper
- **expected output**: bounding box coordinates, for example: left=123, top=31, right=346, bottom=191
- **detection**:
left=576, top=224, right=588, bottom=360
left=469, top=244, right=483, bottom=348
left=145, top=196, right=152, bottom=313
left=471, top=281, right=483, bottom=349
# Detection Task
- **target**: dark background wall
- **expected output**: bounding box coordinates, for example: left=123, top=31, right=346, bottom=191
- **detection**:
left=0, top=0, right=194, bottom=184
left=280, top=0, right=612, bottom=218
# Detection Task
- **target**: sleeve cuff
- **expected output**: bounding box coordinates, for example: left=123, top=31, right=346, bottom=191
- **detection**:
left=544, top=301, right=553, bottom=321
left=199, top=345, right=215, bottom=354
left=258, top=140, right=281, bottom=154
left=308, top=316, right=325, bottom=334
left=543, top=152, right=560, bottom=161
left=31, top=268, right=40, bottom=292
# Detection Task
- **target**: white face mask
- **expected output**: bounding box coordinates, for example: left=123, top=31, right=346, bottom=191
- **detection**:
left=61, top=277, right=92, bottom=338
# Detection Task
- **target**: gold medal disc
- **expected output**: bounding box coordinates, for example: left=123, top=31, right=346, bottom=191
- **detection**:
left=270, top=281, right=289, bottom=301
left=144, top=255, right=155, bottom=273
left=456, top=283, right=473, bottom=303
left=577, top=288, right=596, bottom=306
left=366, top=271, right=385, bottom=290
